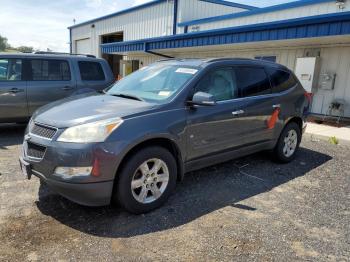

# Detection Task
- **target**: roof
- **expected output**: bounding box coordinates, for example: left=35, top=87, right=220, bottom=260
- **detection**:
left=101, top=11, right=350, bottom=54
left=68, top=0, right=257, bottom=30
left=178, top=0, right=336, bottom=27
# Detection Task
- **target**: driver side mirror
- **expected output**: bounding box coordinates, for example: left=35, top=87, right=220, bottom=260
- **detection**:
left=188, top=92, right=217, bottom=106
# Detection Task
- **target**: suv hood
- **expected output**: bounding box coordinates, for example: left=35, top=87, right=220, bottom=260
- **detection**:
left=33, top=94, right=157, bottom=128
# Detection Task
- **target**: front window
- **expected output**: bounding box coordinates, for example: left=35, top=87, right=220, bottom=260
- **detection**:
left=106, top=63, right=199, bottom=103
left=0, top=59, right=22, bottom=81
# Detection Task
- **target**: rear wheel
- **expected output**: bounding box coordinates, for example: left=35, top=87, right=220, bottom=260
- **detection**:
left=273, top=122, right=301, bottom=163
left=114, top=146, right=177, bottom=214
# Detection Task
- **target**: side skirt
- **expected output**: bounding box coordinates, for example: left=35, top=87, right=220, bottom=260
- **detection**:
left=184, top=141, right=274, bottom=173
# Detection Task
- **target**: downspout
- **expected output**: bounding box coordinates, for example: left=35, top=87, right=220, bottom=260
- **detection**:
left=173, top=0, right=178, bottom=35
left=145, top=50, right=174, bottom=59
left=69, top=28, right=73, bottom=54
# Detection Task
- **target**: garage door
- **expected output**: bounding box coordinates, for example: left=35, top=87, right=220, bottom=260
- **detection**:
left=76, top=38, right=91, bottom=55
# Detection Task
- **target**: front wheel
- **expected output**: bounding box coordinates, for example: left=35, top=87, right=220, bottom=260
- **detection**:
left=273, top=122, right=301, bottom=163
left=114, top=146, right=177, bottom=214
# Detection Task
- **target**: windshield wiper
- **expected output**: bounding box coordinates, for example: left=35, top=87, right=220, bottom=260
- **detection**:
left=110, top=93, right=144, bottom=101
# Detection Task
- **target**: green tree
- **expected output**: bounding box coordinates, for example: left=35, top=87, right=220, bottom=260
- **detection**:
left=0, top=35, right=9, bottom=51
left=16, top=46, right=34, bottom=53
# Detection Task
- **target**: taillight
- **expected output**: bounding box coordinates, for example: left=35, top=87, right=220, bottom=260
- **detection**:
left=304, top=92, right=313, bottom=103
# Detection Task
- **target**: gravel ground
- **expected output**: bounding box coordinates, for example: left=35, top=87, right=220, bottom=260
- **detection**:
left=0, top=124, right=349, bottom=262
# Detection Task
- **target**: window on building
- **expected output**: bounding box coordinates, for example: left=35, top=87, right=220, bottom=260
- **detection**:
left=78, top=61, right=105, bottom=81
left=195, top=67, right=238, bottom=102
left=267, top=68, right=297, bottom=93
left=0, top=59, right=22, bottom=81
left=255, top=56, right=277, bottom=63
left=235, top=67, right=271, bottom=97
left=30, top=59, right=71, bottom=81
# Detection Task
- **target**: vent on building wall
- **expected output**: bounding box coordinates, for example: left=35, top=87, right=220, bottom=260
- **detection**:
left=336, top=0, right=346, bottom=9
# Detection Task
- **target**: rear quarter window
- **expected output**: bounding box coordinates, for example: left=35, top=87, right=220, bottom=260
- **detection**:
left=267, top=68, right=297, bottom=93
left=78, top=61, right=105, bottom=81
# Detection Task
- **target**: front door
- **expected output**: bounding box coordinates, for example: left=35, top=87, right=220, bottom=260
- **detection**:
left=186, top=66, right=276, bottom=162
left=0, top=58, right=28, bottom=122
left=26, top=58, right=76, bottom=114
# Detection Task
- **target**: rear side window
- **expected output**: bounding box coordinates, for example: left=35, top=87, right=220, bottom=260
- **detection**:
left=267, top=68, right=297, bottom=93
left=0, top=59, right=22, bottom=81
left=78, top=61, right=105, bottom=81
left=30, top=59, right=71, bottom=81
left=235, top=67, right=271, bottom=97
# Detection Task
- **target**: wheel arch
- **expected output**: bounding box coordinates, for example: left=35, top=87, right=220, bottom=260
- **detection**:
left=285, top=116, right=303, bottom=132
left=114, top=136, right=185, bottom=185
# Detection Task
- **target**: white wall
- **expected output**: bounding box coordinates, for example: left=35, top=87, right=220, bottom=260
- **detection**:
left=71, top=1, right=175, bottom=56
left=71, top=0, right=251, bottom=56
left=177, top=0, right=247, bottom=33
left=187, top=2, right=350, bottom=32
left=126, top=45, right=350, bottom=117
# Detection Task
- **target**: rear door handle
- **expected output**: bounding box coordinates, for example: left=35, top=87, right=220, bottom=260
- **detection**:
left=62, top=86, right=74, bottom=91
left=273, top=104, right=281, bottom=108
left=8, top=88, right=24, bottom=94
left=232, top=110, right=244, bottom=116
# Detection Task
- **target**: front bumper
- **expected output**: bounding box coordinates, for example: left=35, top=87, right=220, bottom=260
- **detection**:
left=21, top=130, right=127, bottom=206
left=32, top=168, right=114, bottom=206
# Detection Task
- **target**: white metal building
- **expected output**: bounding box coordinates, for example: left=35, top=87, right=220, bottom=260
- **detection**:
left=69, top=0, right=350, bottom=118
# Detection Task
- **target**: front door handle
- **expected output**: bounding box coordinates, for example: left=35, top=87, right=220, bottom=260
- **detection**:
left=8, top=88, right=24, bottom=94
left=232, top=110, right=244, bottom=116
left=62, top=86, right=74, bottom=91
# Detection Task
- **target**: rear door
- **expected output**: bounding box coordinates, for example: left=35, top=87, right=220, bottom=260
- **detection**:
left=0, top=58, right=28, bottom=122
left=233, top=66, right=281, bottom=144
left=26, top=58, right=76, bottom=115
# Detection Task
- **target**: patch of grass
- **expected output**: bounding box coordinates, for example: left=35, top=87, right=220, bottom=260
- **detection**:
left=329, top=136, right=339, bottom=145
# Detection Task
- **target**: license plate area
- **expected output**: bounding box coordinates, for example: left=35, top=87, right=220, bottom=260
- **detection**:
left=19, top=158, right=32, bottom=180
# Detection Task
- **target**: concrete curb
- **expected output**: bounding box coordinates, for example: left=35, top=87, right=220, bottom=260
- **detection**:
left=303, top=133, right=350, bottom=146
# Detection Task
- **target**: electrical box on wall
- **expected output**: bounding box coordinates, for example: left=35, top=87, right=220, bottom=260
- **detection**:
left=319, top=73, right=336, bottom=90
left=294, top=57, right=321, bottom=93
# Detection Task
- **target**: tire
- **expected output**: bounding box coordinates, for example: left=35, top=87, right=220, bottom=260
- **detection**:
left=114, top=146, right=177, bottom=214
left=273, top=122, right=301, bottom=163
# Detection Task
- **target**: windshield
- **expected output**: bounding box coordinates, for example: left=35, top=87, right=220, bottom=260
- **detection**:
left=106, top=63, right=199, bottom=103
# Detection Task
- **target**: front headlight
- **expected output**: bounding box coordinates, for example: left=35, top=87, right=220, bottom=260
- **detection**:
left=57, top=118, right=123, bottom=143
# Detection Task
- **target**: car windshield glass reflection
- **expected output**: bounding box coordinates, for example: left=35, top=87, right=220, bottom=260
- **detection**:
left=107, top=64, right=199, bottom=103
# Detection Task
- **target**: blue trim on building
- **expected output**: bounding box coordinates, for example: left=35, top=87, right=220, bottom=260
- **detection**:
left=199, top=0, right=258, bottom=10
left=178, top=0, right=335, bottom=27
left=68, top=0, right=167, bottom=29
left=101, top=11, right=350, bottom=54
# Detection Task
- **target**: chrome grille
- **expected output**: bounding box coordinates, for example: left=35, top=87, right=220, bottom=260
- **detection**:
left=27, top=142, right=46, bottom=160
left=31, top=123, right=57, bottom=139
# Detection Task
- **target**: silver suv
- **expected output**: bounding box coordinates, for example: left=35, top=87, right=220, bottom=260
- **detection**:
left=0, top=52, right=114, bottom=123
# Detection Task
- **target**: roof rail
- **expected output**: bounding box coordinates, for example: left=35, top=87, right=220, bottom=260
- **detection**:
left=34, top=51, right=96, bottom=58
left=205, top=57, right=253, bottom=63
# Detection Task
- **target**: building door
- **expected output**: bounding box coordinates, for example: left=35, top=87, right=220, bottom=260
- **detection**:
left=76, top=38, right=91, bottom=55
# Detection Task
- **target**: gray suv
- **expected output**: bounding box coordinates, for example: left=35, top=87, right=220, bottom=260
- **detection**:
left=20, top=58, right=310, bottom=214
left=0, top=53, right=114, bottom=123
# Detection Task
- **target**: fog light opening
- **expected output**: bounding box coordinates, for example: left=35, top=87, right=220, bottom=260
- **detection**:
left=54, top=166, right=93, bottom=177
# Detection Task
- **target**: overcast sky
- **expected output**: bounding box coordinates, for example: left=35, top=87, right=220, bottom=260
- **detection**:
left=0, top=0, right=294, bottom=52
